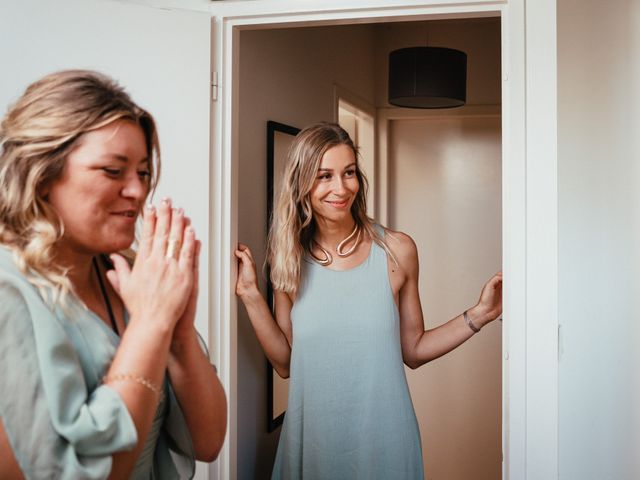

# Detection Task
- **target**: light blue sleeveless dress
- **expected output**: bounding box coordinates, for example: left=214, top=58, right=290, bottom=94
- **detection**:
left=272, top=231, right=424, bottom=479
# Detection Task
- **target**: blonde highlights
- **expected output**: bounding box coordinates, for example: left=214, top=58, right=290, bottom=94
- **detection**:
left=267, top=122, right=391, bottom=293
left=0, top=70, right=160, bottom=305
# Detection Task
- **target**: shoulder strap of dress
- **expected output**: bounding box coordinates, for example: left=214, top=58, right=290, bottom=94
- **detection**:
left=367, top=224, right=388, bottom=267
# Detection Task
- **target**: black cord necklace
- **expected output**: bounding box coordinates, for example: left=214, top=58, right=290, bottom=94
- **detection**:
left=92, top=256, right=118, bottom=335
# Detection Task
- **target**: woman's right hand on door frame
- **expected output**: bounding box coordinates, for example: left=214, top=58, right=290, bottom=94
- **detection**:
left=235, top=243, right=261, bottom=301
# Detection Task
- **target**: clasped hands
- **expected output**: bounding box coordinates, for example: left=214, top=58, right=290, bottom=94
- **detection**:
left=105, top=198, right=201, bottom=336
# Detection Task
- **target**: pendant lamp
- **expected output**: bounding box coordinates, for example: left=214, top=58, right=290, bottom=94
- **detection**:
left=388, top=46, right=467, bottom=109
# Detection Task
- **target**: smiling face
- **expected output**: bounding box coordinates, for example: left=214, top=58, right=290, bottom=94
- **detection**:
left=45, top=119, right=150, bottom=256
left=309, top=144, right=360, bottom=224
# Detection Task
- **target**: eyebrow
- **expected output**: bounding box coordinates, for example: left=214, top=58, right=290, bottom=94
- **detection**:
left=318, top=162, right=356, bottom=172
left=102, top=154, right=150, bottom=165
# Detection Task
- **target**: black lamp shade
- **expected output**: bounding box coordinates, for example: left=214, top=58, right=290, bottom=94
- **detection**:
left=388, top=47, right=467, bottom=109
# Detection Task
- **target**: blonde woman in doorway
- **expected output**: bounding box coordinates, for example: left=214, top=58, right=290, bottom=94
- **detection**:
left=235, top=122, right=502, bottom=479
left=0, top=70, right=226, bottom=479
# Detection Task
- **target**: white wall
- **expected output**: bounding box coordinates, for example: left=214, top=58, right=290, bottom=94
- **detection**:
left=237, top=24, right=377, bottom=479
left=558, top=1, right=640, bottom=478
left=0, top=0, right=211, bottom=332
left=0, top=2, right=213, bottom=478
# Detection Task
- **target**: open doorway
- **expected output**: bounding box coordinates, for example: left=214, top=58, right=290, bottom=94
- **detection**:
left=235, top=16, right=501, bottom=480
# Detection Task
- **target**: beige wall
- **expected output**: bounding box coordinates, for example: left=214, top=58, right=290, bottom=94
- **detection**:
left=388, top=115, right=502, bottom=479
left=237, top=24, right=376, bottom=479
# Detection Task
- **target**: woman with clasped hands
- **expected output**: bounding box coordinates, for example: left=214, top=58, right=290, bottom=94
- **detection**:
left=0, top=70, right=226, bottom=479
left=236, top=122, right=502, bottom=479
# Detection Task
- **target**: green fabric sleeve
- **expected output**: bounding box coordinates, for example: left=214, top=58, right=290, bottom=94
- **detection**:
left=0, top=278, right=137, bottom=480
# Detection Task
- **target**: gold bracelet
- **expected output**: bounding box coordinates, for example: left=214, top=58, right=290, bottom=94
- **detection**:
left=103, top=373, right=165, bottom=404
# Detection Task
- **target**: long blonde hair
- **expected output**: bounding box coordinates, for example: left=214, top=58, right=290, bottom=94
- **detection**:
left=0, top=69, right=160, bottom=306
left=267, top=122, right=391, bottom=293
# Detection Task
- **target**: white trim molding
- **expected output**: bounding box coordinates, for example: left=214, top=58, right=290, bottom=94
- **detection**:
left=524, top=0, right=558, bottom=478
left=502, top=2, right=527, bottom=478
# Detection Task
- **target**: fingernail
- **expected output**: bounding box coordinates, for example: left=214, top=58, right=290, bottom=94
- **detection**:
left=145, top=204, right=155, bottom=213
left=177, top=207, right=184, bottom=216
left=186, top=226, right=195, bottom=235
left=161, top=197, right=171, bottom=206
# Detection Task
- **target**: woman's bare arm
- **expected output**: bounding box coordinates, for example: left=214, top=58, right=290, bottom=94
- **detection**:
left=388, top=230, right=502, bottom=369
left=0, top=418, right=24, bottom=480
left=235, top=244, right=292, bottom=378
left=158, top=238, right=227, bottom=462
left=105, top=202, right=198, bottom=477
left=167, top=329, right=227, bottom=462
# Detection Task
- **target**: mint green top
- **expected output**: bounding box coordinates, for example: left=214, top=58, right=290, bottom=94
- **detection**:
left=272, top=229, right=424, bottom=479
left=0, top=246, right=195, bottom=479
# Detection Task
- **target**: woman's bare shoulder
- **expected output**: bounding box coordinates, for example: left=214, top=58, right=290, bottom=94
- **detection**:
left=380, top=227, right=417, bottom=257
left=378, top=227, right=419, bottom=276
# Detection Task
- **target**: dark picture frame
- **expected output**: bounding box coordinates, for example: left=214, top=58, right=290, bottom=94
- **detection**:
left=266, top=120, right=300, bottom=432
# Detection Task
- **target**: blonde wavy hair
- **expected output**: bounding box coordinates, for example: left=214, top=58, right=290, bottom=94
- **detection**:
left=267, top=122, right=392, bottom=293
left=0, top=69, right=160, bottom=306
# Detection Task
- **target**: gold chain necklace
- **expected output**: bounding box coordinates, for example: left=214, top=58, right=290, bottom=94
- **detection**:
left=310, top=224, right=361, bottom=266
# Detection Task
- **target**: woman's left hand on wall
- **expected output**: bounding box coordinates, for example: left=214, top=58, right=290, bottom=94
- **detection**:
left=472, top=271, right=503, bottom=328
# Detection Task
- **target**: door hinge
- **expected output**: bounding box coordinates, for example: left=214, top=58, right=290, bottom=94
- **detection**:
left=211, top=71, right=219, bottom=101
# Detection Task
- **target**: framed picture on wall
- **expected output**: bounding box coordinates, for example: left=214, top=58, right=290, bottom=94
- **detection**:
left=266, top=120, right=300, bottom=432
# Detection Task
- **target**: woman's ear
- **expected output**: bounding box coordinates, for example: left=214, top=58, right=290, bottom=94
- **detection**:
left=37, top=168, right=61, bottom=201
left=38, top=182, right=50, bottom=201
left=37, top=155, right=68, bottom=202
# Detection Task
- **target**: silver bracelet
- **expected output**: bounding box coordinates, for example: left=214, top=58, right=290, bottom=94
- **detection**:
left=464, top=310, right=481, bottom=333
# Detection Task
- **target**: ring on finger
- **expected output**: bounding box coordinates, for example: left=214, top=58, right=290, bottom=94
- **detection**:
left=166, top=239, right=181, bottom=259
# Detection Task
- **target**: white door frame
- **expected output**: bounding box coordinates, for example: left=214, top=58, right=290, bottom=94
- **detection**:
left=209, top=1, right=558, bottom=479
